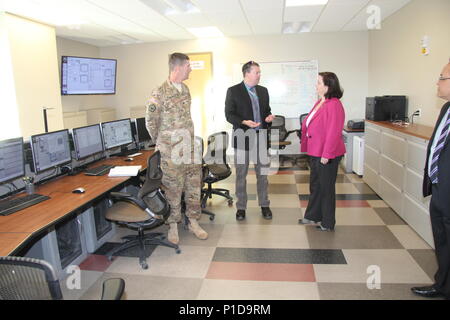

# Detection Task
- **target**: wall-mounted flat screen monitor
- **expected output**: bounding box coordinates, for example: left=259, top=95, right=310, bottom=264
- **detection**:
left=31, top=130, right=72, bottom=173
left=72, top=124, right=104, bottom=160
left=0, top=137, right=25, bottom=184
left=61, top=56, right=117, bottom=95
left=135, top=117, right=151, bottom=143
left=101, top=119, right=133, bottom=150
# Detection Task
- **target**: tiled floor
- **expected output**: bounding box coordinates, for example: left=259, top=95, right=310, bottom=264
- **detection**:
left=61, top=162, right=441, bottom=300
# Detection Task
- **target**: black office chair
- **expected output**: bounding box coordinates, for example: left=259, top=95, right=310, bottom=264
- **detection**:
left=270, top=115, right=299, bottom=167
left=105, top=151, right=180, bottom=270
left=296, top=113, right=310, bottom=169
left=0, top=256, right=125, bottom=300
left=201, top=132, right=233, bottom=211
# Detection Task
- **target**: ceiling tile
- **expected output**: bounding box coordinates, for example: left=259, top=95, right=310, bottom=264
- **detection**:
left=283, top=5, right=325, bottom=23
left=313, top=0, right=370, bottom=32
left=343, top=0, right=411, bottom=31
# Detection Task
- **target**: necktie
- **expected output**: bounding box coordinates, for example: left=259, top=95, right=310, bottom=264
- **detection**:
left=429, top=109, right=450, bottom=183
left=249, top=87, right=261, bottom=128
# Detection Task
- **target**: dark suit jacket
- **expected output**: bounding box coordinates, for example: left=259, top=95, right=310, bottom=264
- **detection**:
left=225, top=82, right=272, bottom=149
left=423, top=101, right=450, bottom=197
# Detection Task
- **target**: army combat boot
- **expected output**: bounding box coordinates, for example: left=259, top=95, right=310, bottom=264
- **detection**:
left=168, top=223, right=179, bottom=244
left=188, top=218, right=208, bottom=240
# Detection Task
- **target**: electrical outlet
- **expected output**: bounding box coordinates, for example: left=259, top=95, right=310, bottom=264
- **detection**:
left=416, top=109, right=421, bottom=117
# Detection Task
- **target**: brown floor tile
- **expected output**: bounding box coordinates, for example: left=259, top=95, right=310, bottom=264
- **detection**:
left=305, top=226, right=404, bottom=249
left=206, top=262, right=316, bottom=282
left=374, top=207, right=407, bottom=225
left=408, top=249, right=439, bottom=281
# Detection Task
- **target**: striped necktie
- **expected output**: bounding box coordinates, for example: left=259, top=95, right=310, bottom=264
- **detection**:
left=429, top=109, right=450, bottom=184
left=249, top=87, right=261, bottom=128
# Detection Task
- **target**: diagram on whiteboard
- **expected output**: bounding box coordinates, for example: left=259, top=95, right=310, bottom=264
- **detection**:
left=233, top=60, right=318, bottom=118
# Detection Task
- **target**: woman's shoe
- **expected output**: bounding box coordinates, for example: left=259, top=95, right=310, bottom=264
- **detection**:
left=298, top=218, right=318, bottom=225
left=316, top=225, right=334, bottom=232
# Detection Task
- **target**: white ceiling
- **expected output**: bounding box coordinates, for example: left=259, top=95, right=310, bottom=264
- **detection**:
left=2, top=0, right=411, bottom=47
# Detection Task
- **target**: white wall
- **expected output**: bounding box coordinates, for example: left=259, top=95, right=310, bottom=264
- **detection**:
left=99, top=32, right=369, bottom=121
left=5, top=13, right=63, bottom=137
left=0, top=11, right=20, bottom=139
left=369, top=0, right=450, bottom=126
left=95, top=32, right=368, bottom=151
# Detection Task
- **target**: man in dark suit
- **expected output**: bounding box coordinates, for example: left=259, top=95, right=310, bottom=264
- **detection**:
left=412, top=61, right=450, bottom=300
left=225, top=61, right=274, bottom=221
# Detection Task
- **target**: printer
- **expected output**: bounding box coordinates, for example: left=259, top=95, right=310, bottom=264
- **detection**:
left=347, top=119, right=365, bottom=130
left=365, top=95, right=408, bottom=121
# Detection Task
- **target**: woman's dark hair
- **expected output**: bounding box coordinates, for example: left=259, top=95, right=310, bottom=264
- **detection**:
left=242, top=61, right=260, bottom=77
left=320, top=72, right=343, bottom=99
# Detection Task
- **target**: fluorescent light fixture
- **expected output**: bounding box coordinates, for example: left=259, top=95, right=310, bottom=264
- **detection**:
left=282, top=21, right=312, bottom=33
left=286, top=0, right=328, bottom=7
left=187, top=26, right=224, bottom=38
left=165, top=0, right=200, bottom=14
left=140, top=0, right=199, bottom=15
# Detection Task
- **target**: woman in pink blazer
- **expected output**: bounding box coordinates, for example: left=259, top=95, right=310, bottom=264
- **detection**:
left=298, top=72, right=346, bottom=231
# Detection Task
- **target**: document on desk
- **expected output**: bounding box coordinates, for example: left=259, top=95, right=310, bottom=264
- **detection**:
left=108, top=166, right=142, bottom=177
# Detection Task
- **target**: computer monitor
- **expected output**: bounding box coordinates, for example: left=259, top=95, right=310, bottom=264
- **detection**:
left=0, top=137, right=25, bottom=184
left=30, top=130, right=72, bottom=173
left=135, top=117, right=151, bottom=143
left=72, top=124, right=104, bottom=160
left=101, top=119, right=133, bottom=150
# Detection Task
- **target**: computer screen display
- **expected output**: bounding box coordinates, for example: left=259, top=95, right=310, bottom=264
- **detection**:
left=31, top=130, right=72, bottom=173
left=0, top=137, right=25, bottom=184
left=72, top=124, right=104, bottom=160
left=135, top=117, right=151, bottom=143
left=101, top=119, right=133, bottom=150
left=61, top=56, right=117, bottom=95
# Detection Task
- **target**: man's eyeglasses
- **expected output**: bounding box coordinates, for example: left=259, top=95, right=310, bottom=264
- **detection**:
left=439, top=76, right=450, bottom=81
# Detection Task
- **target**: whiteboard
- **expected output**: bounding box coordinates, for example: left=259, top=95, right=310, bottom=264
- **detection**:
left=233, top=60, right=318, bottom=118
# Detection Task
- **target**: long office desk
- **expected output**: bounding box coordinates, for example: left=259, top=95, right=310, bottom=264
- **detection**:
left=0, top=149, right=154, bottom=256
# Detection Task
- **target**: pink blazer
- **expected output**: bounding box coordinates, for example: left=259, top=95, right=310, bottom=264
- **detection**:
left=301, top=98, right=346, bottom=159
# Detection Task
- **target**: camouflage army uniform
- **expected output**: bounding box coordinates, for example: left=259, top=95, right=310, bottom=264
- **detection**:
left=145, top=80, right=202, bottom=224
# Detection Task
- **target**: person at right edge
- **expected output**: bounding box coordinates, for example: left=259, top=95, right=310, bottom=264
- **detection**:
left=411, top=61, right=450, bottom=300
left=298, top=72, right=345, bottom=231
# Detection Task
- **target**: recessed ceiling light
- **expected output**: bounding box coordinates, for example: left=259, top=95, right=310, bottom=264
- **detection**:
left=286, top=0, right=328, bottom=7
left=282, top=22, right=313, bottom=33
left=187, top=26, right=224, bottom=38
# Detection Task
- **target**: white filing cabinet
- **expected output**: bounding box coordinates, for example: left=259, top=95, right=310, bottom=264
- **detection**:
left=341, top=129, right=365, bottom=173
left=363, top=121, right=434, bottom=247
left=352, top=136, right=365, bottom=175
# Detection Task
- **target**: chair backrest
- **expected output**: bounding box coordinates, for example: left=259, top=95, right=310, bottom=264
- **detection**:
left=138, top=151, right=170, bottom=221
left=0, top=256, right=63, bottom=300
left=270, top=115, right=288, bottom=141
left=298, top=113, right=309, bottom=137
left=204, top=132, right=229, bottom=165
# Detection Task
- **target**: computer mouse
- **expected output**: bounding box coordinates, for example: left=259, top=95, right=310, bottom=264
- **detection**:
left=72, top=187, right=86, bottom=194
left=124, top=157, right=134, bottom=162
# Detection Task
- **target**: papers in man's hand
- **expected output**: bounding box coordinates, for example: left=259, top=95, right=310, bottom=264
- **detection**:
left=108, top=165, right=142, bottom=177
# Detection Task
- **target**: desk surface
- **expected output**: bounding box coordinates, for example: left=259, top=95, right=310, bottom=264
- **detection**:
left=366, top=120, right=434, bottom=140
left=0, top=150, right=154, bottom=256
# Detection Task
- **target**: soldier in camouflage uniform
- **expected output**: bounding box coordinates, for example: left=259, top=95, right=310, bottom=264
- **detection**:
left=145, top=52, right=208, bottom=245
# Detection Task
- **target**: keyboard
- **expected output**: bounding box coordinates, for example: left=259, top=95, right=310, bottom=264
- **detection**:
left=84, top=164, right=115, bottom=176
left=0, top=193, right=50, bottom=216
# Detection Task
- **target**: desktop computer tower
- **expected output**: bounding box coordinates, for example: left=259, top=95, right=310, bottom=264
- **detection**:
left=365, top=96, right=407, bottom=121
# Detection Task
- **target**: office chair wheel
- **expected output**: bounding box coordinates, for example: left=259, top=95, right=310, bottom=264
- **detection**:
left=176, top=249, right=181, bottom=254
left=228, top=199, right=233, bottom=206
left=209, top=215, right=215, bottom=221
